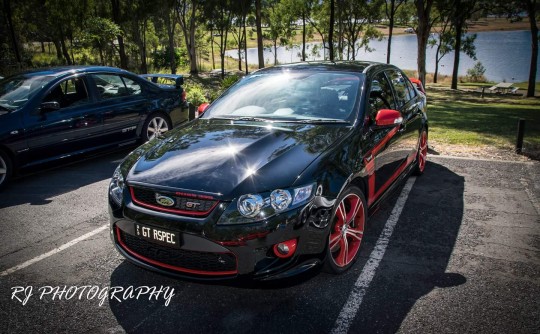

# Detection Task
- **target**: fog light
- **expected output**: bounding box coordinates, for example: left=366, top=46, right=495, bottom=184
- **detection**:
left=273, top=239, right=297, bottom=259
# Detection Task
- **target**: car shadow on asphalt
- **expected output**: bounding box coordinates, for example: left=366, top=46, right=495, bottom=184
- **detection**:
left=0, top=149, right=131, bottom=209
left=107, top=161, right=465, bottom=333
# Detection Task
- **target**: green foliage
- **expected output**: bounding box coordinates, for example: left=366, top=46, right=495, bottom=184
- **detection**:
left=466, top=62, right=487, bottom=82
left=222, top=75, right=240, bottom=90
left=152, top=47, right=189, bottom=70
left=184, top=82, right=208, bottom=107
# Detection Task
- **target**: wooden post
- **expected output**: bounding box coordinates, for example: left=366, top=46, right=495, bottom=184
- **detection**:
left=516, top=119, right=526, bottom=154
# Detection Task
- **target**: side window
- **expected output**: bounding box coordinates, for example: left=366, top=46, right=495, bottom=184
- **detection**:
left=91, top=74, right=133, bottom=100
left=405, top=79, right=417, bottom=100
left=43, top=76, right=89, bottom=109
left=386, top=70, right=414, bottom=109
left=369, top=72, right=395, bottom=121
left=122, top=77, right=142, bottom=95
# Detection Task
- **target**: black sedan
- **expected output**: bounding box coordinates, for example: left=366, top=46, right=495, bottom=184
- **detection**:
left=109, top=61, right=428, bottom=280
left=0, top=66, right=188, bottom=188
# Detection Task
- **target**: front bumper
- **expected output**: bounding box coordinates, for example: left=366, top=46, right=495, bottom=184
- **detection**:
left=109, top=193, right=334, bottom=281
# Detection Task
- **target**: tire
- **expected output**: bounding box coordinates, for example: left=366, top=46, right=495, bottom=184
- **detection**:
left=413, top=129, right=428, bottom=176
left=0, top=150, right=13, bottom=190
left=323, top=186, right=367, bottom=274
left=142, top=113, right=172, bottom=142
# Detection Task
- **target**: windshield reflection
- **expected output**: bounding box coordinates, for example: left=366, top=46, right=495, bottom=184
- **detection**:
left=202, top=71, right=363, bottom=122
left=0, top=75, right=55, bottom=110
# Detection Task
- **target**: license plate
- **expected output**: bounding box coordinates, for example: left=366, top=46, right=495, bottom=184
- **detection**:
left=134, top=223, right=181, bottom=248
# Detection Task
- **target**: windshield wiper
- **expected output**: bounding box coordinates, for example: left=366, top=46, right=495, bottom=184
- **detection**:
left=214, top=116, right=272, bottom=122
left=293, top=119, right=350, bottom=124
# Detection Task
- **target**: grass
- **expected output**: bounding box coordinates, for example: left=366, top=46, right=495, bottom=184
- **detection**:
left=426, top=87, right=540, bottom=157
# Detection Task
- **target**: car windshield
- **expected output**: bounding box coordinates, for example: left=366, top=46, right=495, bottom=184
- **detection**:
left=0, top=74, right=56, bottom=111
left=202, top=70, right=363, bottom=122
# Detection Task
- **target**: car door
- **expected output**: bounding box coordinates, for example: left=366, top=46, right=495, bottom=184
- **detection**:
left=385, top=69, right=423, bottom=162
left=88, top=73, right=149, bottom=144
left=362, top=71, right=407, bottom=204
left=23, top=75, right=103, bottom=165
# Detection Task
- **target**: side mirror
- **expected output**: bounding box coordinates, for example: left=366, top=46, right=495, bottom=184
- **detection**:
left=197, top=103, right=209, bottom=117
left=40, top=101, right=61, bottom=112
left=375, top=109, right=403, bottom=127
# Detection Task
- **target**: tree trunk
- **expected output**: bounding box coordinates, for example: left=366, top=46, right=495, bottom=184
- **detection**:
left=243, top=18, right=248, bottom=74
left=415, top=0, right=434, bottom=86
left=59, top=27, right=72, bottom=65
left=387, top=1, right=395, bottom=64
left=451, top=2, right=463, bottom=90
left=41, top=41, right=45, bottom=53
left=256, top=0, right=264, bottom=68
left=111, top=0, right=128, bottom=69
left=53, top=40, right=63, bottom=60
left=434, top=43, right=442, bottom=83
left=166, top=11, right=176, bottom=74
left=4, top=0, right=22, bottom=63
left=329, top=0, right=335, bottom=61
left=302, top=12, right=306, bottom=61
left=139, top=20, right=148, bottom=74
left=526, top=0, right=538, bottom=97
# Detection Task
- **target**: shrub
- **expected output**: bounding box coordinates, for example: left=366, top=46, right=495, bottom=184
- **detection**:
left=184, top=82, right=208, bottom=107
left=466, top=61, right=487, bottom=83
left=221, top=74, right=240, bottom=90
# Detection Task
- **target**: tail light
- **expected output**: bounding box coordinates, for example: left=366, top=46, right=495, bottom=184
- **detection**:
left=181, top=90, right=187, bottom=102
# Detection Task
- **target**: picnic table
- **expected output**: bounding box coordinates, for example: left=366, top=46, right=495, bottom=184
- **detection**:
left=488, top=82, right=519, bottom=94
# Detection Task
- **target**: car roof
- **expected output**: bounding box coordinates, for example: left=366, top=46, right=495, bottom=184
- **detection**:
left=13, top=66, right=132, bottom=78
left=255, top=61, right=396, bottom=75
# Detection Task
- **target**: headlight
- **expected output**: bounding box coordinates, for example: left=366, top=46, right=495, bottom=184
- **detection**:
left=109, top=166, right=125, bottom=205
left=225, top=183, right=315, bottom=223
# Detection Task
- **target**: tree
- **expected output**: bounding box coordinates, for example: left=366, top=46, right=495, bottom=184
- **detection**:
left=414, top=0, right=436, bottom=85
left=493, top=0, right=538, bottom=97
left=329, top=0, right=335, bottom=61
left=448, top=0, right=482, bottom=90
left=255, top=0, right=264, bottom=68
left=110, top=0, right=128, bottom=69
left=340, top=0, right=383, bottom=61
left=80, top=17, right=122, bottom=66
left=384, top=0, right=407, bottom=64
left=203, top=0, right=234, bottom=78
left=264, top=0, right=296, bottom=65
left=175, top=0, right=199, bottom=75
left=428, top=7, right=477, bottom=83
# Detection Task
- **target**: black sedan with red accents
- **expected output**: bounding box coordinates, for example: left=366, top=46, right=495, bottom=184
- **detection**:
left=108, top=61, right=428, bottom=280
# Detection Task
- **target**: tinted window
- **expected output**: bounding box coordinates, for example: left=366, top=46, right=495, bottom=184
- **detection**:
left=0, top=75, right=55, bottom=110
left=386, top=70, right=414, bottom=109
left=368, top=72, right=395, bottom=121
left=91, top=74, right=140, bottom=100
left=43, top=76, right=89, bottom=109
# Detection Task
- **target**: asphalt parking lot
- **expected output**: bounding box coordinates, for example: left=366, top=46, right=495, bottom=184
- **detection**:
left=0, top=152, right=539, bottom=334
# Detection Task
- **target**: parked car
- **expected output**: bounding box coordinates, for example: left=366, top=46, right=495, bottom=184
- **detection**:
left=0, top=66, right=188, bottom=189
left=409, top=78, right=426, bottom=95
left=404, top=27, right=415, bottom=33
left=109, top=61, right=428, bottom=280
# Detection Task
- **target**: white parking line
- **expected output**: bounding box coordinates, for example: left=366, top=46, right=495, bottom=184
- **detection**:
left=0, top=224, right=108, bottom=277
left=330, top=177, right=416, bottom=334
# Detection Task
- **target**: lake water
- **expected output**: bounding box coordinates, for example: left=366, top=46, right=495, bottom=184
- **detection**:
left=225, top=30, right=538, bottom=82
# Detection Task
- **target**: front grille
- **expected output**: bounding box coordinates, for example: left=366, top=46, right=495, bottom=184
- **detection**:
left=131, top=187, right=218, bottom=216
left=120, top=230, right=237, bottom=274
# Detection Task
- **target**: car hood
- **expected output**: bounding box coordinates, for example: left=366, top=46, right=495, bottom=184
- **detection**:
left=126, top=119, right=350, bottom=199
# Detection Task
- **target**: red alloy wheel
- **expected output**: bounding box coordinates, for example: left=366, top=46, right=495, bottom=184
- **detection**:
left=418, top=130, right=428, bottom=173
left=328, top=193, right=365, bottom=268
